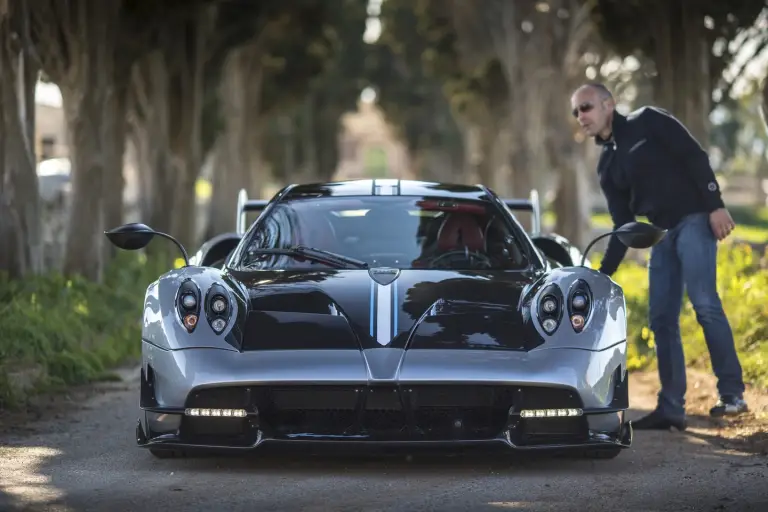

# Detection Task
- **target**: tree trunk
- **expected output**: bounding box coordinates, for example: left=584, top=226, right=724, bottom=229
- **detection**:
left=100, top=81, right=128, bottom=266
left=208, top=41, right=266, bottom=234
left=128, top=50, right=174, bottom=237
left=301, top=92, right=318, bottom=181
left=206, top=132, right=235, bottom=237
left=38, top=1, right=122, bottom=280
left=0, top=19, right=41, bottom=278
left=651, top=1, right=709, bottom=143
left=551, top=160, right=592, bottom=249
left=60, top=83, right=108, bottom=281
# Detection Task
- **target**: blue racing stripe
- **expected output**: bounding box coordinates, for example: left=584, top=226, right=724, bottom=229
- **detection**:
left=369, top=279, right=375, bottom=337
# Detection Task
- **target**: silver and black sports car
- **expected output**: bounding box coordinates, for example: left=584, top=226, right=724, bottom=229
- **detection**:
left=105, top=179, right=665, bottom=460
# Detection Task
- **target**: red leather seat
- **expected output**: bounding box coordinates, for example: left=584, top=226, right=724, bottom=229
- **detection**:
left=436, top=213, right=485, bottom=252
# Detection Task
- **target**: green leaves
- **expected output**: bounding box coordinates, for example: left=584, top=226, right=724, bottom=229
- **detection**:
left=0, top=251, right=166, bottom=411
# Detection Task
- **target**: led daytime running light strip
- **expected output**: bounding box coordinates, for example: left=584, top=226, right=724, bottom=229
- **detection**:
left=185, top=408, right=247, bottom=418
left=519, top=408, right=583, bottom=418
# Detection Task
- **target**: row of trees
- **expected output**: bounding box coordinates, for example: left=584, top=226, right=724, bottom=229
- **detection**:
left=1, top=0, right=370, bottom=281
left=370, top=0, right=768, bottom=247
left=1, top=0, right=767, bottom=283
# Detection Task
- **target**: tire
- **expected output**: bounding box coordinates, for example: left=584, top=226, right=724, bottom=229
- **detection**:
left=581, top=446, right=622, bottom=459
left=149, top=448, right=187, bottom=459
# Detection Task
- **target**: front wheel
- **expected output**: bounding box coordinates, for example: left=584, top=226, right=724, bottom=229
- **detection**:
left=149, top=448, right=187, bottom=459
left=581, top=446, right=623, bottom=459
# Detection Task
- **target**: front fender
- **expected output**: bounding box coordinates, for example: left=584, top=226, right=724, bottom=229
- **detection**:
left=142, top=266, right=245, bottom=351
left=524, top=267, right=626, bottom=352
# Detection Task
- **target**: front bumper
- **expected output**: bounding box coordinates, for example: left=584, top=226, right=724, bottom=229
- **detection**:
left=139, top=343, right=631, bottom=454
left=137, top=409, right=633, bottom=454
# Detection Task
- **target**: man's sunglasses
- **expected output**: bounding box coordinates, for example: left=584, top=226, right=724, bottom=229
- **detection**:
left=572, top=102, right=594, bottom=118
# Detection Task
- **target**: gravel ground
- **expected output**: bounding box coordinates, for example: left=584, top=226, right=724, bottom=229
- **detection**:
left=0, top=365, right=766, bottom=512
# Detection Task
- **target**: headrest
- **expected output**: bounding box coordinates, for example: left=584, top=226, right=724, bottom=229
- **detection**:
left=436, top=213, right=485, bottom=252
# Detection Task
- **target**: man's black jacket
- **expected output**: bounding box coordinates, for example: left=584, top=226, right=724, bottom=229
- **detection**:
left=596, top=107, right=724, bottom=276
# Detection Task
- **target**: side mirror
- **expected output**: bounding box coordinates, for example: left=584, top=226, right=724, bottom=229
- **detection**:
left=104, top=223, right=156, bottom=250
left=580, top=221, right=666, bottom=267
left=104, top=223, right=190, bottom=266
left=614, top=221, right=667, bottom=249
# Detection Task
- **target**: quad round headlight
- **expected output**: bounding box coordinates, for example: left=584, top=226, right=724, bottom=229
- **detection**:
left=536, top=285, right=563, bottom=336
left=211, top=296, right=228, bottom=313
left=542, top=297, right=558, bottom=313
left=181, top=293, right=197, bottom=310
left=542, top=318, right=558, bottom=333
left=176, top=280, right=202, bottom=332
left=205, top=284, right=232, bottom=336
left=567, top=281, right=592, bottom=333
left=211, top=318, right=227, bottom=333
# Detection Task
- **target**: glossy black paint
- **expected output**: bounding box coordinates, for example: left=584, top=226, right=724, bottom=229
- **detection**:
left=105, top=223, right=155, bottom=250
left=615, top=221, right=667, bottom=248
left=227, top=268, right=545, bottom=351
left=194, top=232, right=242, bottom=268
left=188, top=178, right=611, bottom=354
left=531, top=233, right=587, bottom=268
left=281, top=179, right=493, bottom=201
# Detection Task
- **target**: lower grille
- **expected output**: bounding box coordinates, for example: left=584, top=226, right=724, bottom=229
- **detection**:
left=181, top=384, right=585, bottom=444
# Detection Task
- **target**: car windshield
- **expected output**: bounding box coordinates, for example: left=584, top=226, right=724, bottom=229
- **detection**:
left=237, top=196, right=532, bottom=270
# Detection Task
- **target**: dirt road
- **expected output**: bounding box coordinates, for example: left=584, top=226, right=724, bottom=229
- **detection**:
left=1, top=366, right=766, bottom=512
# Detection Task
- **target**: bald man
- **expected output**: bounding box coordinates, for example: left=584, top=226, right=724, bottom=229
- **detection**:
left=570, top=83, right=748, bottom=431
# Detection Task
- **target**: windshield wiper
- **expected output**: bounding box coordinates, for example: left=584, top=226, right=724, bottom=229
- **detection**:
left=244, top=245, right=368, bottom=269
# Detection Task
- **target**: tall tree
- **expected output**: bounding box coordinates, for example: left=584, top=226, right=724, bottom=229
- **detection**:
left=591, top=0, right=767, bottom=144
left=0, top=0, right=41, bottom=278
left=204, top=0, right=353, bottom=237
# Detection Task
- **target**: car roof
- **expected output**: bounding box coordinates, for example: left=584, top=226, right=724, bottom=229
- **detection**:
left=279, top=179, right=493, bottom=202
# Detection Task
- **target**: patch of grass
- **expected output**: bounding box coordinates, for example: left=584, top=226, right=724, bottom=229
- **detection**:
left=0, top=252, right=168, bottom=411
left=545, top=205, right=768, bottom=244
left=608, top=242, right=768, bottom=390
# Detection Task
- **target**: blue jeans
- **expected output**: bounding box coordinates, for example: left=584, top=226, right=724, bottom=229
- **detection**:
left=647, top=212, right=745, bottom=418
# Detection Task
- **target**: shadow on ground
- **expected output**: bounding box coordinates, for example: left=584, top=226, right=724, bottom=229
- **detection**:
left=1, top=367, right=766, bottom=512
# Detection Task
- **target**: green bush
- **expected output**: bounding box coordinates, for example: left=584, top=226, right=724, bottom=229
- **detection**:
left=611, top=242, right=768, bottom=390
left=0, top=251, right=168, bottom=410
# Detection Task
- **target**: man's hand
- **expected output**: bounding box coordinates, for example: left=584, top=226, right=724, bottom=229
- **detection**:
left=709, top=208, right=735, bottom=241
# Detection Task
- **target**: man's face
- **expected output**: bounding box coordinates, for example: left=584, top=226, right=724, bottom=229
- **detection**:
left=570, top=88, right=613, bottom=137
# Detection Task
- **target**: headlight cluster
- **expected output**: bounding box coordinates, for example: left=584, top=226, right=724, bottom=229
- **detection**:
left=537, top=284, right=564, bottom=335
left=567, top=280, right=592, bottom=333
left=176, top=280, right=232, bottom=335
left=177, top=280, right=202, bottom=332
left=205, top=283, right=232, bottom=334
left=537, top=280, right=592, bottom=335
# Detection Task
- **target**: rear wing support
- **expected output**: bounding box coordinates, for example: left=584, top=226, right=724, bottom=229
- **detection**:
left=235, top=189, right=268, bottom=235
left=503, top=189, right=541, bottom=237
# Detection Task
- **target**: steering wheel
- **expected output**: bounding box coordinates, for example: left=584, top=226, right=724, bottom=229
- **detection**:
left=427, top=249, right=493, bottom=269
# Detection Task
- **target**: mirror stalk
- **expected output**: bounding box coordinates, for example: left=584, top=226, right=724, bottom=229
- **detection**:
left=581, top=232, right=613, bottom=268
left=580, top=221, right=667, bottom=268
left=154, top=231, right=190, bottom=267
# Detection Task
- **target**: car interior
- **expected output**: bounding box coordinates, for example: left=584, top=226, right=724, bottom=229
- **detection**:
left=241, top=197, right=531, bottom=270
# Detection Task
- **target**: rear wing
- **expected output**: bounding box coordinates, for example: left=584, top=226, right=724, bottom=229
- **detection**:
left=503, top=189, right=541, bottom=236
left=235, top=189, right=269, bottom=235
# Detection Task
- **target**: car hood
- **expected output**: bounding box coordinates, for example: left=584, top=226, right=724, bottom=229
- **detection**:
left=226, top=268, right=544, bottom=351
